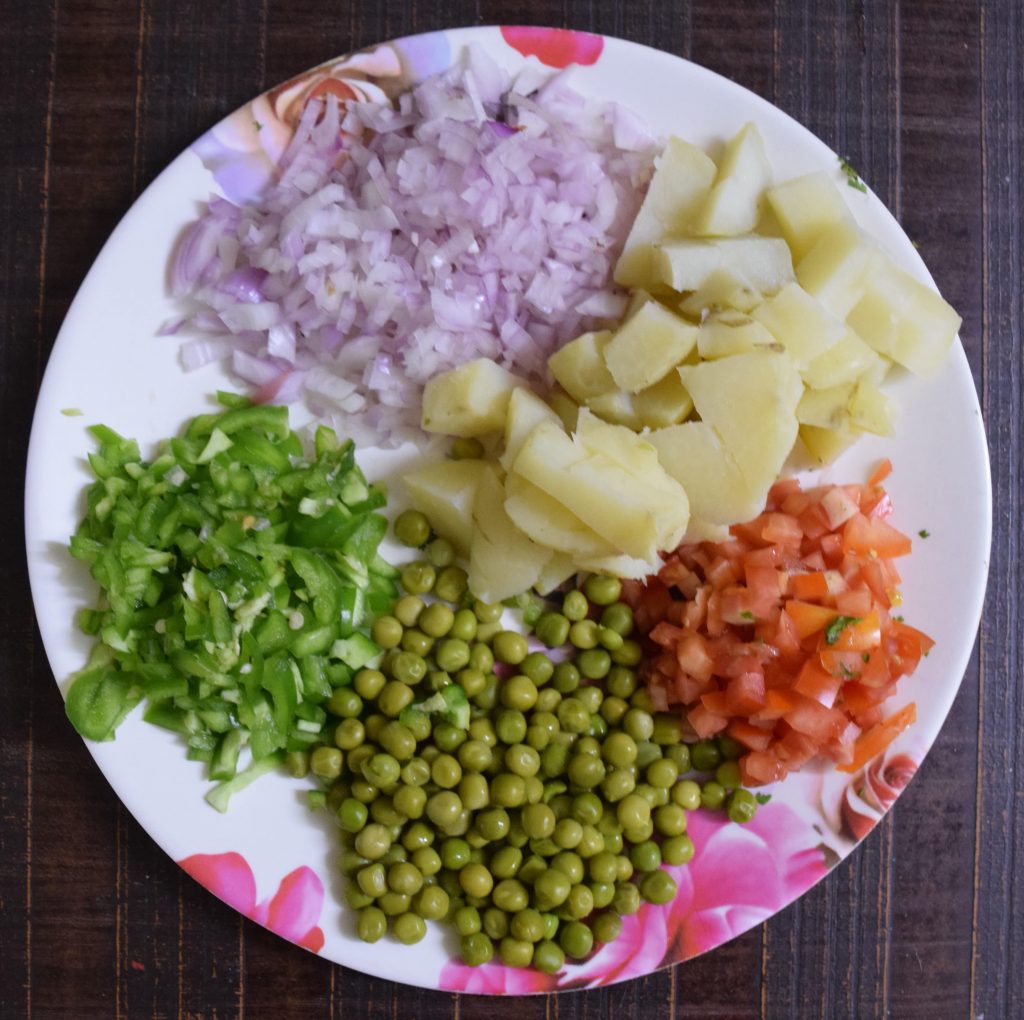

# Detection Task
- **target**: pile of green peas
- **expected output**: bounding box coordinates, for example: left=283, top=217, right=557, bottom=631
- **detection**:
left=306, top=509, right=761, bottom=971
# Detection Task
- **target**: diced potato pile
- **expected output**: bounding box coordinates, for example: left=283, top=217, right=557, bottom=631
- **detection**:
left=409, top=123, right=961, bottom=598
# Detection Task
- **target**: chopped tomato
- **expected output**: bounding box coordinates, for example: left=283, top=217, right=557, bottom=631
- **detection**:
left=626, top=469, right=929, bottom=784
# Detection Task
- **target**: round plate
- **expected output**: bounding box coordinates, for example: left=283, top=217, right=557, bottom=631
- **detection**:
left=25, top=25, right=991, bottom=994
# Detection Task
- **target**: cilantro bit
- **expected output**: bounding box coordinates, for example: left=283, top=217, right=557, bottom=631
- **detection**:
left=755, top=793, right=773, bottom=805
left=61, top=407, right=84, bottom=417
left=839, top=155, right=868, bottom=193
left=824, top=615, right=862, bottom=645
left=253, top=119, right=263, bottom=131
left=740, top=610, right=755, bottom=621
left=838, top=663, right=859, bottom=680
left=918, top=529, right=931, bottom=539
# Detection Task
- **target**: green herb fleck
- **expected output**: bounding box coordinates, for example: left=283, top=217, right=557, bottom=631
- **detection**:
left=861, top=652, right=871, bottom=663
left=824, top=615, right=862, bottom=645
left=839, top=663, right=859, bottom=680
left=839, top=155, right=868, bottom=193
left=253, top=119, right=263, bottom=131
left=740, top=610, right=755, bottom=621
left=894, top=615, right=905, bottom=623
left=755, top=793, right=772, bottom=805
left=918, top=528, right=930, bottom=538
left=61, top=407, right=84, bottom=417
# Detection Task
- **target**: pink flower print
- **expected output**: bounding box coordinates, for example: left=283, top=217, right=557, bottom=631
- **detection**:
left=179, top=852, right=325, bottom=953
left=438, top=959, right=558, bottom=995
left=500, top=27, right=604, bottom=68
left=840, top=752, right=919, bottom=840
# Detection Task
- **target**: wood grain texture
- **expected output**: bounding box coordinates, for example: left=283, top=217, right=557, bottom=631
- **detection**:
left=0, top=1, right=1019, bottom=1018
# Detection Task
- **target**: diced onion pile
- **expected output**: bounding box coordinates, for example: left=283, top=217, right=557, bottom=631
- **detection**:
left=171, top=48, right=657, bottom=447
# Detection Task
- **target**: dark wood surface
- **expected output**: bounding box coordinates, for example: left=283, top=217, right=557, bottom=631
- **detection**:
left=1, top=1, right=1020, bottom=1017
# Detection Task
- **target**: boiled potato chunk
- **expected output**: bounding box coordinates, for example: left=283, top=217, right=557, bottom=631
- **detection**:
left=846, top=260, right=962, bottom=377
left=696, top=310, right=780, bottom=360
left=604, top=300, right=699, bottom=392
left=766, top=171, right=853, bottom=260
left=654, top=237, right=794, bottom=295
left=796, top=384, right=854, bottom=430
left=469, top=467, right=552, bottom=603
left=548, top=331, right=615, bottom=402
left=633, top=370, right=694, bottom=428
left=573, top=409, right=670, bottom=484
left=614, top=137, right=717, bottom=287
left=403, top=459, right=488, bottom=554
left=796, top=221, right=880, bottom=319
left=501, top=387, right=561, bottom=470
left=647, top=422, right=764, bottom=526
left=421, top=358, right=524, bottom=437
left=678, top=351, right=802, bottom=497
left=585, top=390, right=644, bottom=430
left=750, top=282, right=846, bottom=368
left=693, top=123, right=772, bottom=237
left=504, top=473, right=617, bottom=558
left=800, top=423, right=856, bottom=465
left=678, top=268, right=763, bottom=317
left=534, top=552, right=578, bottom=595
left=848, top=380, right=897, bottom=436
left=802, top=329, right=880, bottom=389
left=575, top=553, right=659, bottom=581
left=511, top=421, right=689, bottom=560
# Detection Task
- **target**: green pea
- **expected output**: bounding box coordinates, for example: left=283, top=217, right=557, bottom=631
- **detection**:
left=612, top=882, right=641, bottom=916
left=718, top=734, right=744, bottom=760
left=353, top=670, right=387, bottom=704
left=473, top=599, right=504, bottom=623
left=605, top=666, right=637, bottom=699
left=410, top=846, right=442, bottom=877
left=510, top=907, right=546, bottom=943
left=624, top=819, right=654, bottom=843
left=286, top=750, right=309, bottom=779
left=399, top=627, right=431, bottom=658
left=493, top=878, right=529, bottom=912
left=390, top=652, right=427, bottom=685
left=661, top=834, right=695, bottom=866
left=576, top=686, right=604, bottom=714
left=401, top=757, right=431, bottom=787
left=569, top=619, right=599, bottom=649
left=583, top=574, right=621, bottom=606
left=534, top=868, right=572, bottom=908
left=666, top=743, right=692, bottom=772
left=455, top=740, right=489, bottom=775
left=334, top=717, right=365, bottom=751
left=691, top=739, right=722, bottom=772
left=519, top=802, right=555, bottom=840
left=426, top=791, right=463, bottom=828
left=391, top=912, right=426, bottom=944
left=426, top=755, right=458, bottom=790
left=715, top=760, right=743, bottom=791
left=616, top=793, right=651, bottom=830
left=591, top=881, right=616, bottom=909
left=495, top=709, right=528, bottom=745
left=602, top=731, right=638, bottom=768
left=469, top=643, right=495, bottom=673
left=338, top=798, right=368, bottom=833
left=640, top=870, right=678, bottom=906
left=431, top=637, right=468, bottom=673
left=554, top=590, right=583, bottom=623
left=493, top=631, right=529, bottom=665
left=431, top=721, right=464, bottom=754
left=647, top=758, right=679, bottom=789
left=532, top=610, right=573, bottom=651
left=477, top=807, right=510, bottom=841
left=458, top=862, right=494, bottom=898
left=370, top=615, right=402, bottom=650
left=449, top=608, right=478, bottom=642
left=518, top=854, right=547, bottom=886
left=347, top=745, right=374, bottom=773
left=455, top=905, right=482, bottom=935
left=387, top=861, right=424, bottom=896
left=600, top=602, right=634, bottom=637
left=553, top=818, right=584, bottom=849
left=612, top=639, right=642, bottom=667
left=363, top=753, right=401, bottom=789
left=535, top=688, right=562, bottom=714
left=654, top=803, right=688, bottom=837
left=550, top=851, right=585, bottom=885
left=589, top=851, right=619, bottom=885
left=393, top=595, right=424, bottom=628
left=425, top=536, right=455, bottom=568
left=564, top=883, right=595, bottom=920
left=541, top=742, right=570, bottom=778
left=726, top=788, right=759, bottom=824
left=557, top=698, right=590, bottom=734
left=413, top=884, right=449, bottom=920
left=615, top=855, right=633, bottom=882
left=501, top=674, right=538, bottom=711
left=394, top=509, right=431, bottom=547
left=310, top=746, right=343, bottom=779
left=568, top=754, right=606, bottom=789
left=559, top=920, right=594, bottom=959
left=460, top=932, right=494, bottom=966
left=520, top=651, right=554, bottom=685
left=701, top=781, right=727, bottom=810
left=469, top=717, right=497, bottom=746
left=630, top=840, right=662, bottom=873
left=356, top=863, right=388, bottom=898
left=357, top=905, right=388, bottom=943
left=434, top=565, right=468, bottom=603
left=597, top=626, right=624, bottom=652
left=505, top=743, right=541, bottom=777
left=533, top=939, right=565, bottom=974
left=567, top=792, right=601, bottom=826
left=498, top=936, right=533, bottom=968
left=591, top=910, right=622, bottom=944
left=672, top=779, right=702, bottom=811
left=601, top=768, right=636, bottom=803
left=327, top=686, right=363, bottom=719
left=551, top=661, right=580, bottom=694
left=623, top=709, right=655, bottom=743
left=491, top=845, right=523, bottom=879
left=400, top=561, right=436, bottom=595
left=491, top=773, right=527, bottom=808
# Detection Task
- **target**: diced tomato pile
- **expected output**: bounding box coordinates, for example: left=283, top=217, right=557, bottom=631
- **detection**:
left=622, top=460, right=931, bottom=786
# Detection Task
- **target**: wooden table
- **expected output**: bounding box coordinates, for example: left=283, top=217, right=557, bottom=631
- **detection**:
left=2, top=2, right=1020, bottom=1017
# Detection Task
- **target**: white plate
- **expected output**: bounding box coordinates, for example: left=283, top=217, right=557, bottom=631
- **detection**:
left=25, top=25, right=991, bottom=994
